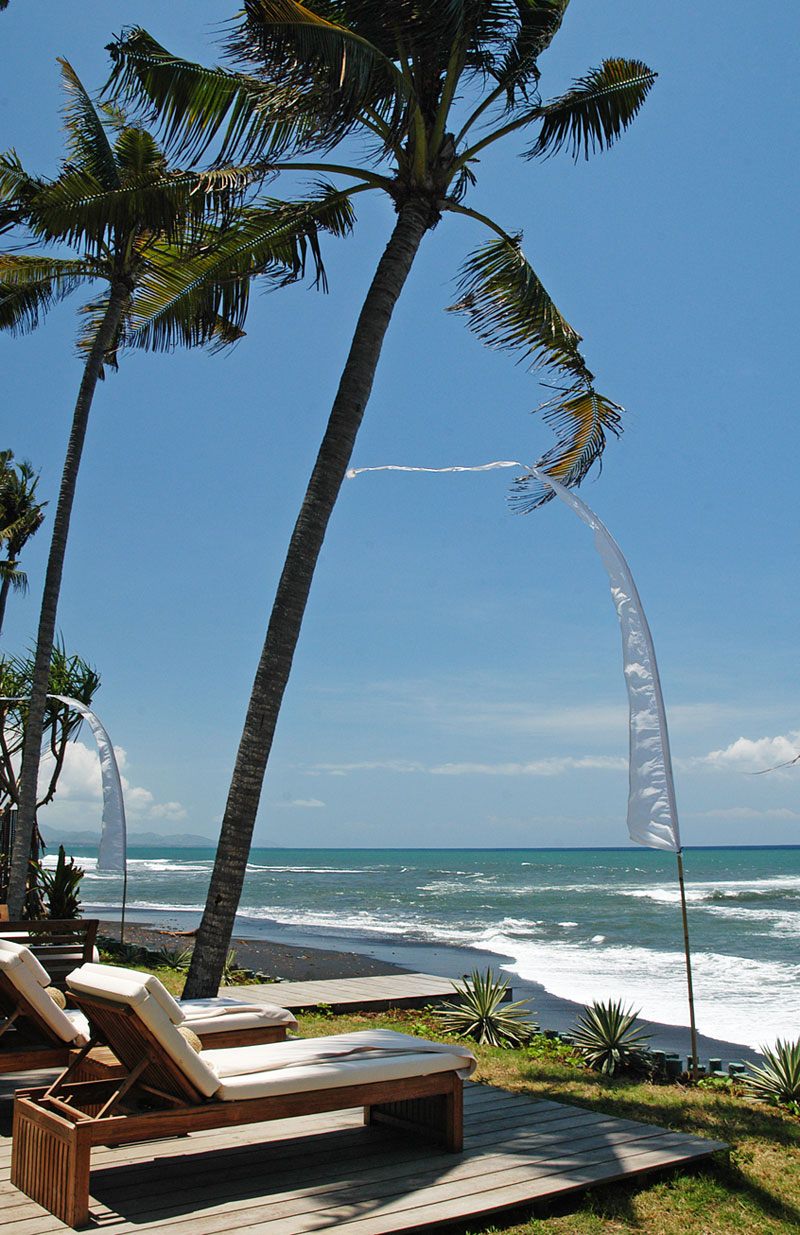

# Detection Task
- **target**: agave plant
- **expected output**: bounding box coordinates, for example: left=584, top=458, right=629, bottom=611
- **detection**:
left=572, top=999, right=651, bottom=1076
left=37, top=845, right=84, bottom=920
left=436, top=968, right=537, bottom=1047
left=743, top=1039, right=800, bottom=1108
left=157, top=946, right=193, bottom=972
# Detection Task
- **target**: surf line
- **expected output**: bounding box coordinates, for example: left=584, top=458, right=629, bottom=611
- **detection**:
left=347, top=459, right=700, bottom=1078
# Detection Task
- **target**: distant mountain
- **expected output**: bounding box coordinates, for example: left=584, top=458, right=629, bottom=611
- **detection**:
left=40, top=825, right=217, bottom=849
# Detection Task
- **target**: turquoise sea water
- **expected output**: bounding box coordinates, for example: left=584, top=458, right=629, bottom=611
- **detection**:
left=59, top=845, right=800, bottom=1050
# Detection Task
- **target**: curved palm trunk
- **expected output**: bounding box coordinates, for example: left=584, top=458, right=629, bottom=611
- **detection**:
left=184, top=199, right=433, bottom=997
left=6, top=284, right=130, bottom=916
left=0, top=572, right=11, bottom=637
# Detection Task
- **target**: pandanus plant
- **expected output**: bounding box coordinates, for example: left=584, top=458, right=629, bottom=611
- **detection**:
left=1, top=58, right=354, bottom=914
left=107, top=1, right=657, bottom=996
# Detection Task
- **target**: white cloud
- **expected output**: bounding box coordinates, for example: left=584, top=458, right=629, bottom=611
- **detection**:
left=276, top=798, right=326, bottom=809
left=309, top=759, right=425, bottom=776
left=693, top=731, right=800, bottom=775
left=308, top=754, right=625, bottom=778
left=35, top=740, right=187, bottom=821
left=429, top=755, right=627, bottom=776
left=691, top=806, right=800, bottom=821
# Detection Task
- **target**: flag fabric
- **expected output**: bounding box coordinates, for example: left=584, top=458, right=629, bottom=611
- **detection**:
left=49, top=696, right=127, bottom=872
left=347, top=460, right=682, bottom=853
left=529, top=470, right=681, bottom=852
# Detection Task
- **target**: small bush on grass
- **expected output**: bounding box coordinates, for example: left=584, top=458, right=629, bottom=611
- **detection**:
left=435, top=968, right=538, bottom=1047
left=572, top=998, right=651, bottom=1076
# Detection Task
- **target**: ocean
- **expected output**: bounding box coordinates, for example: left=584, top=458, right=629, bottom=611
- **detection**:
left=62, top=845, right=800, bottom=1053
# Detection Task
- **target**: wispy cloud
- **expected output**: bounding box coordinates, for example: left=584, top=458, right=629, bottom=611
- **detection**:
left=308, top=754, right=625, bottom=778
left=690, top=806, right=800, bottom=821
left=276, top=798, right=326, bottom=809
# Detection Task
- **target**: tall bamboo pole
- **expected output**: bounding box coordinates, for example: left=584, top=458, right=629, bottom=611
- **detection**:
left=676, top=848, right=699, bottom=1081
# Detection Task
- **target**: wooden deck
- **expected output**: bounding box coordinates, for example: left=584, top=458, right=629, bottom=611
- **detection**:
left=0, top=1071, right=726, bottom=1233
left=221, top=972, right=473, bottom=1013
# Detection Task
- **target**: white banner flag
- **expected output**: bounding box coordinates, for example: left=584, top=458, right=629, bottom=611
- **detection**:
left=48, top=696, right=128, bottom=872
left=348, top=460, right=681, bottom=852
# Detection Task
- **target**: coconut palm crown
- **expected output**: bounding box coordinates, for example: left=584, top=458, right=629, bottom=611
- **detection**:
left=107, top=1, right=657, bottom=996
left=0, top=452, right=47, bottom=635
left=1, top=58, right=354, bottom=914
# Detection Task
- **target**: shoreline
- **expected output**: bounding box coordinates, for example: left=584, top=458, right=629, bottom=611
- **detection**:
left=99, top=911, right=763, bottom=1066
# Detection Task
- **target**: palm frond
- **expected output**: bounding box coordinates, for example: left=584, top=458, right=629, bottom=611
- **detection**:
left=227, top=1, right=409, bottom=150
left=0, top=254, right=90, bottom=335
left=58, top=58, right=120, bottom=190
left=448, top=235, right=591, bottom=382
left=509, top=385, right=624, bottom=511
left=0, top=562, right=28, bottom=594
left=124, top=186, right=357, bottom=354
left=0, top=150, right=49, bottom=233
left=491, top=0, right=570, bottom=104
left=527, top=58, right=656, bottom=160
left=27, top=166, right=239, bottom=250
left=106, top=28, right=313, bottom=164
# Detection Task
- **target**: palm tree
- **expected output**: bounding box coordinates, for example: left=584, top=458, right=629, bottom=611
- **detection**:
left=0, top=452, right=47, bottom=636
left=108, top=1, right=657, bottom=997
left=1, top=58, right=354, bottom=915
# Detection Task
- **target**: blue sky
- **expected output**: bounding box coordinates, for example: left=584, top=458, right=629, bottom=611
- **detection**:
left=1, top=1, right=798, bottom=848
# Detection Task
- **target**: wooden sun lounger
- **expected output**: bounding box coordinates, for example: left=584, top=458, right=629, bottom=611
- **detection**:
left=12, top=988, right=465, bottom=1229
left=0, top=968, right=76, bottom=1073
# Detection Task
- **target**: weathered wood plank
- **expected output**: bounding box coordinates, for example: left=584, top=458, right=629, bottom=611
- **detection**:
left=0, top=1083, right=726, bottom=1235
left=222, top=972, right=467, bottom=1013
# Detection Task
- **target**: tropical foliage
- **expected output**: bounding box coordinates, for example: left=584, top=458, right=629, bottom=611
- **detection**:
left=743, top=1038, right=800, bottom=1110
left=101, top=2, right=655, bottom=996
left=1, top=58, right=354, bottom=915
left=572, top=998, right=652, bottom=1075
left=37, top=844, right=84, bottom=919
left=436, top=967, right=538, bottom=1046
left=0, top=450, right=47, bottom=634
left=0, top=642, right=99, bottom=911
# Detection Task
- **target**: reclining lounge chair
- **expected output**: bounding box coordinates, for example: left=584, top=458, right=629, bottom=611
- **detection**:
left=11, top=964, right=476, bottom=1228
left=0, top=943, right=298, bottom=1080
left=0, top=939, right=91, bottom=1073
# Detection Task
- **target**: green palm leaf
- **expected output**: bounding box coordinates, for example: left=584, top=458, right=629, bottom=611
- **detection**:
left=510, top=385, right=624, bottom=510
left=58, top=59, right=120, bottom=190
left=0, top=254, right=91, bottom=334
left=125, top=187, right=357, bottom=354
left=106, top=29, right=291, bottom=164
left=229, top=0, right=408, bottom=135
left=448, top=235, right=590, bottom=382
left=491, top=0, right=571, bottom=102
left=527, top=58, right=657, bottom=160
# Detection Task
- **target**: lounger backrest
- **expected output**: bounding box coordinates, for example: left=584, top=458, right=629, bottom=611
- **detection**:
left=67, top=965, right=220, bottom=1099
left=77, top=962, right=186, bottom=1024
left=0, top=942, right=85, bottom=1044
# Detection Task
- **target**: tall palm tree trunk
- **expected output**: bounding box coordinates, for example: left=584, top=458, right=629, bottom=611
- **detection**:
left=184, top=198, right=433, bottom=997
left=0, top=573, right=11, bottom=637
left=6, top=283, right=130, bottom=916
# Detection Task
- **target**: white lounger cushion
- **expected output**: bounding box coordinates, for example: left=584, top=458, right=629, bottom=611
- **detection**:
left=181, top=1000, right=298, bottom=1034
left=74, top=964, right=298, bottom=1032
left=0, top=947, right=87, bottom=1045
left=0, top=937, right=51, bottom=987
left=203, top=1029, right=477, bottom=1101
left=67, top=967, right=220, bottom=1097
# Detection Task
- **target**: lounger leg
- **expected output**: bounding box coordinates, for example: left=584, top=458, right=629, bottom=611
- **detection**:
left=12, top=1098, right=91, bottom=1228
left=365, top=1077, right=463, bottom=1152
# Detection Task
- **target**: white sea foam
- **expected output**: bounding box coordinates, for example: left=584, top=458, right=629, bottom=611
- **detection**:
left=480, top=933, right=800, bottom=1049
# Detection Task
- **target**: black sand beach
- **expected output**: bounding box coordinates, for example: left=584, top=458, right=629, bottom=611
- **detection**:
left=101, top=913, right=763, bottom=1066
